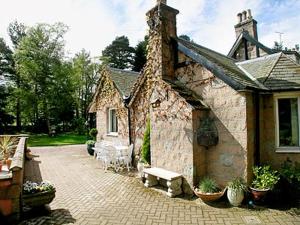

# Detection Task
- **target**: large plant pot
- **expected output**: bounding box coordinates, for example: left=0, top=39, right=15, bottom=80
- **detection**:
left=87, top=144, right=95, bottom=156
left=23, top=190, right=56, bottom=208
left=227, top=187, right=244, bottom=206
left=194, top=188, right=225, bottom=202
left=250, top=187, right=269, bottom=202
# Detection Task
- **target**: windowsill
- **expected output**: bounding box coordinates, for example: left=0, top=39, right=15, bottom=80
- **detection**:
left=107, top=132, right=118, bottom=137
left=276, top=147, right=300, bottom=153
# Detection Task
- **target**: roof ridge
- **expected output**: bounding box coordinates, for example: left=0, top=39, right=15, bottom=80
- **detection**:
left=236, top=52, right=281, bottom=65
left=178, top=37, right=238, bottom=62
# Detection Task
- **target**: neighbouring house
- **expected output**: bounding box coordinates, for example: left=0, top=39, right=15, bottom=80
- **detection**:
left=228, top=9, right=300, bottom=64
left=90, top=0, right=300, bottom=194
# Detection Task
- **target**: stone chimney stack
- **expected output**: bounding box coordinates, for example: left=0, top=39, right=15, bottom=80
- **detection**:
left=146, top=0, right=179, bottom=78
left=234, top=9, right=258, bottom=40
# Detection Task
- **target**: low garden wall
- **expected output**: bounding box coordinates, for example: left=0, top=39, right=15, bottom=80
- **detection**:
left=0, top=135, right=28, bottom=223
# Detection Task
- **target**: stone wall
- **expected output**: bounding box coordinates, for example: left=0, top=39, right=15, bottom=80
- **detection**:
left=260, top=94, right=300, bottom=168
left=0, top=136, right=27, bottom=222
left=150, top=81, right=195, bottom=194
left=176, top=52, right=251, bottom=186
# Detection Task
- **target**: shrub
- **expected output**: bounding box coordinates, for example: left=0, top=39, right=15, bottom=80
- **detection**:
left=141, top=118, right=150, bottom=164
left=199, top=177, right=220, bottom=193
left=280, top=159, right=300, bottom=183
left=252, top=165, right=280, bottom=190
left=89, top=128, right=98, bottom=141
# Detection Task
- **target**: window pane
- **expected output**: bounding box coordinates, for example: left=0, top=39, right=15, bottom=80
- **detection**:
left=109, top=109, right=118, bottom=133
left=278, top=98, right=299, bottom=146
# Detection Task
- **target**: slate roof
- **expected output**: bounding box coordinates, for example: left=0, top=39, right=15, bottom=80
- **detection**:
left=108, top=67, right=140, bottom=96
left=236, top=53, right=280, bottom=79
left=228, top=31, right=273, bottom=58
left=177, top=38, right=261, bottom=90
left=162, top=77, right=208, bottom=109
left=237, top=53, right=300, bottom=90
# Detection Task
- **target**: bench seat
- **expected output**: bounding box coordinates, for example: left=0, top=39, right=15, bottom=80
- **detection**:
left=143, top=167, right=182, bottom=197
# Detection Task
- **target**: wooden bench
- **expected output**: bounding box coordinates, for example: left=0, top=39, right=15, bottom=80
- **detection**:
left=143, top=167, right=182, bottom=197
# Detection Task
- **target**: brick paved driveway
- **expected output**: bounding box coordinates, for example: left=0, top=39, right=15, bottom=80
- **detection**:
left=19, top=145, right=300, bottom=225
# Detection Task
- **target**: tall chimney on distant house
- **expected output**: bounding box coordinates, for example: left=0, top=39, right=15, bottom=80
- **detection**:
left=234, top=9, right=258, bottom=40
left=146, top=0, right=179, bottom=79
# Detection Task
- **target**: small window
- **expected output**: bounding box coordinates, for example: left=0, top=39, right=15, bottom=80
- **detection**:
left=275, top=96, right=300, bottom=151
left=108, top=109, right=118, bottom=134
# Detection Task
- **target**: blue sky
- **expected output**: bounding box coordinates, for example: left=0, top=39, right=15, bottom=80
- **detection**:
left=0, top=0, right=299, bottom=57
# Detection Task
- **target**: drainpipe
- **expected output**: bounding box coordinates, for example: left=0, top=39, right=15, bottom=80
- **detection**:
left=254, top=92, right=260, bottom=165
left=123, top=95, right=132, bottom=144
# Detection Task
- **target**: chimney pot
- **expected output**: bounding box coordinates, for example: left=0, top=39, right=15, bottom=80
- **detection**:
left=237, top=13, right=242, bottom=23
left=157, top=0, right=167, bottom=4
left=242, top=11, right=247, bottom=21
left=247, top=9, right=252, bottom=19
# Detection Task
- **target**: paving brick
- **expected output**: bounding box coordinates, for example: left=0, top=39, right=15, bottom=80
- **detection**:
left=18, top=145, right=300, bottom=225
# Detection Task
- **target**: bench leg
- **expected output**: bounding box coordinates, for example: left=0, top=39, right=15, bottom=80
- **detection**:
left=144, top=174, right=158, bottom=187
left=167, top=178, right=182, bottom=197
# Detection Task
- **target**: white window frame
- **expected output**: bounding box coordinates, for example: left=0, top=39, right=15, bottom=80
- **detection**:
left=107, top=108, right=118, bottom=136
left=274, top=93, right=300, bottom=153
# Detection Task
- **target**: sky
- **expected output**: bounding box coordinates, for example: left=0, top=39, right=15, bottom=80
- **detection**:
left=1, top=0, right=299, bottom=58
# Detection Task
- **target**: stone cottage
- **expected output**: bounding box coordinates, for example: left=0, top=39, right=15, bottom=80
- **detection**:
left=90, top=0, right=300, bottom=194
left=89, top=67, right=139, bottom=145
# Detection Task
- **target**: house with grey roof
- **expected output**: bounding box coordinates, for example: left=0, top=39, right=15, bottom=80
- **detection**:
left=89, top=0, right=300, bottom=194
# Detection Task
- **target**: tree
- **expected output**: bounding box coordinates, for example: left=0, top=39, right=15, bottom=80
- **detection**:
left=7, top=21, right=26, bottom=131
left=179, top=34, right=191, bottom=42
left=0, top=85, right=14, bottom=133
left=101, top=36, right=134, bottom=69
left=14, top=22, right=69, bottom=133
left=273, top=41, right=283, bottom=51
left=72, top=49, right=98, bottom=124
left=132, top=36, right=148, bottom=72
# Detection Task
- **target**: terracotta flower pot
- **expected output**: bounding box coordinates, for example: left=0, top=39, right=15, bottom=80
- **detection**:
left=250, top=187, right=269, bottom=202
left=194, top=188, right=226, bottom=202
left=6, top=158, right=12, bottom=169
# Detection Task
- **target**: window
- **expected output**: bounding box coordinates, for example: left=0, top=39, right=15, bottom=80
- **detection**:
left=275, top=95, right=300, bottom=152
left=108, top=109, right=118, bottom=134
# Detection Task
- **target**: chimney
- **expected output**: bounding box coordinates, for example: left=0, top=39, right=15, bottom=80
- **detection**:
left=146, top=0, right=179, bottom=78
left=234, top=9, right=258, bottom=40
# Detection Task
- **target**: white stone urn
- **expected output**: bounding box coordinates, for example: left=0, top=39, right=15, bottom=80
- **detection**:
left=227, top=187, right=244, bottom=206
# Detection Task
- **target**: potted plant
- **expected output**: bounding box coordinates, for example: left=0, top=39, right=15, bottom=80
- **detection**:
left=227, top=177, right=247, bottom=206
left=89, top=128, right=98, bottom=141
left=250, top=165, right=280, bottom=202
left=23, top=180, right=56, bottom=207
left=0, top=136, right=18, bottom=167
left=86, top=140, right=96, bottom=156
left=194, top=177, right=225, bottom=202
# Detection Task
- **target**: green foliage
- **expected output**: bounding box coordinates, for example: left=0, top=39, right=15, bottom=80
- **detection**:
left=252, top=165, right=280, bottom=190
left=72, top=49, right=98, bottom=121
left=8, top=21, right=26, bottom=48
left=179, top=34, right=191, bottom=41
left=101, top=36, right=134, bottom=69
left=227, top=177, right=247, bottom=191
left=132, top=36, right=148, bottom=72
left=89, top=128, right=98, bottom=141
left=27, top=133, right=86, bottom=147
left=280, top=159, right=300, bottom=183
left=141, top=118, right=150, bottom=164
left=0, top=85, right=14, bottom=132
left=199, top=177, right=220, bottom=193
left=86, top=140, right=96, bottom=145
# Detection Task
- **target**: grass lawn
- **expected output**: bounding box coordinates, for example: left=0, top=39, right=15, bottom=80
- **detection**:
left=28, top=133, right=87, bottom=147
